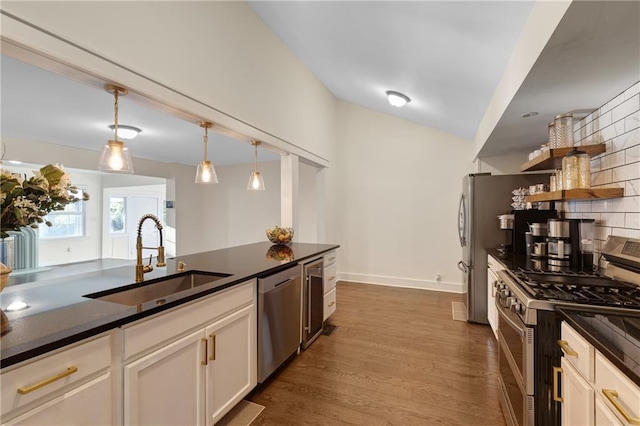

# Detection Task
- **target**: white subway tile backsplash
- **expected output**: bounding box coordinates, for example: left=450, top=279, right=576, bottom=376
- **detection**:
left=613, top=129, right=640, bottom=151
left=591, top=199, right=614, bottom=212
left=591, top=157, right=601, bottom=172
left=626, top=213, right=640, bottom=229
left=612, top=228, right=640, bottom=239
left=582, top=213, right=601, bottom=222
left=612, top=94, right=640, bottom=123
left=592, top=169, right=613, bottom=186
left=612, top=163, right=640, bottom=182
left=625, top=82, right=640, bottom=100
left=574, top=201, right=592, bottom=213
left=596, top=110, right=613, bottom=129
left=595, top=225, right=612, bottom=240
left=565, top=212, right=581, bottom=219
left=601, top=212, right=625, bottom=227
left=626, top=112, right=640, bottom=133
left=607, top=92, right=627, bottom=113
left=627, top=146, right=640, bottom=165
left=600, top=151, right=626, bottom=170
left=612, top=195, right=640, bottom=213
left=627, top=179, right=640, bottom=196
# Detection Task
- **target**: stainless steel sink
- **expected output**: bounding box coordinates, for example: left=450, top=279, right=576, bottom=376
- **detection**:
left=84, top=272, right=230, bottom=306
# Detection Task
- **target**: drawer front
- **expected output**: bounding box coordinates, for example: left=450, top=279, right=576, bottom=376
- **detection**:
left=124, top=279, right=255, bottom=360
left=1, top=335, right=111, bottom=417
left=487, top=254, right=504, bottom=275
left=560, top=321, right=594, bottom=382
left=323, top=251, right=337, bottom=268
left=323, top=263, right=337, bottom=294
left=323, top=288, right=336, bottom=321
left=596, top=351, right=640, bottom=424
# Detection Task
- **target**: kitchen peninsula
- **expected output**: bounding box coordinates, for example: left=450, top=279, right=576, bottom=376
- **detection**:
left=0, top=242, right=338, bottom=424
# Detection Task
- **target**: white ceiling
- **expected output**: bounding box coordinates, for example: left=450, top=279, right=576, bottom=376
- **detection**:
left=249, top=1, right=535, bottom=141
left=2, top=1, right=637, bottom=166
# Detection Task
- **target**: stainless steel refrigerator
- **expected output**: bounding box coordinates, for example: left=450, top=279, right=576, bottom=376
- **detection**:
left=457, top=173, right=551, bottom=324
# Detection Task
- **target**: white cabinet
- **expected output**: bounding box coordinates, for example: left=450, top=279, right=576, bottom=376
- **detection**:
left=123, top=279, right=257, bottom=426
left=323, top=250, right=338, bottom=321
left=561, top=357, right=595, bottom=426
left=558, top=320, right=640, bottom=426
left=0, top=335, right=113, bottom=425
left=486, top=254, right=502, bottom=339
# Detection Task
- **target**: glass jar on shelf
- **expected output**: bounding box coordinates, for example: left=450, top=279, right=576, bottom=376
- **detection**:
left=562, top=148, right=590, bottom=190
left=548, top=122, right=558, bottom=148
left=555, top=113, right=574, bottom=148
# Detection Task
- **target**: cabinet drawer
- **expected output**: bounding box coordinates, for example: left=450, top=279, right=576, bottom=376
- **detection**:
left=1, top=335, right=111, bottom=417
left=487, top=254, right=504, bottom=275
left=560, top=322, right=594, bottom=382
left=323, top=251, right=337, bottom=268
left=324, top=263, right=337, bottom=293
left=124, top=279, right=255, bottom=360
left=596, top=351, right=640, bottom=424
left=323, top=287, right=336, bottom=321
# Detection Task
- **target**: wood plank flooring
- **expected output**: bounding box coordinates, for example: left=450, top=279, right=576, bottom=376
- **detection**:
left=249, top=282, right=506, bottom=426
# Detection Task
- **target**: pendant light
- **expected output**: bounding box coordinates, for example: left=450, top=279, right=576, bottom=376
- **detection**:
left=98, top=84, right=134, bottom=173
left=195, top=121, right=218, bottom=184
left=247, top=141, right=265, bottom=191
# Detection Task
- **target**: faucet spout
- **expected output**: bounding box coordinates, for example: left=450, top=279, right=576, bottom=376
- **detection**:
left=135, top=214, right=166, bottom=283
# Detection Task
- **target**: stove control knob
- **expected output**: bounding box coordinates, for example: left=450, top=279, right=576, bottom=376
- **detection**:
left=500, top=289, right=510, bottom=299
left=510, top=301, right=524, bottom=314
left=506, top=297, right=516, bottom=308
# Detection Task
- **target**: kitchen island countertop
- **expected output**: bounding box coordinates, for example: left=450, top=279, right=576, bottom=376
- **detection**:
left=0, top=242, right=338, bottom=368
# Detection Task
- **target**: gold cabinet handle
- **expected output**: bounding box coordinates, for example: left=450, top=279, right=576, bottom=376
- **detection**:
left=328, top=257, right=335, bottom=262
left=201, top=338, right=208, bottom=366
left=209, top=334, right=216, bottom=361
left=557, top=340, right=578, bottom=357
left=553, top=366, right=563, bottom=402
left=603, top=389, right=640, bottom=425
left=17, top=366, right=78, bottom=395
left=328, top=301, right=335, bottom=307
left=329, top=276, right=336, bottom=281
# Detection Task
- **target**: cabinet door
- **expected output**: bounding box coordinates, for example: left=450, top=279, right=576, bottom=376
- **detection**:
left=124, top=330, right=205, bottom=426
left=4, top=373, right=112, bottom=425
left=486, top=267, right=498, bottom=339
left=205, top=304, right=256, bottom=425
left=595, top=396, right=624, bottom=426
left=561, top=357, right=594, bottom=426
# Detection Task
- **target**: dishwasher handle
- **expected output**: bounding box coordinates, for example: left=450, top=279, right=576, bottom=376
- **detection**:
left=274, top=278, right=295, bottom=289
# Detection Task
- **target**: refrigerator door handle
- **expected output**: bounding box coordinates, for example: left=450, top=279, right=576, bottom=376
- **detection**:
left=457, top=261, right=469, bottom=273
left=458, top=193, right=467, bottom=247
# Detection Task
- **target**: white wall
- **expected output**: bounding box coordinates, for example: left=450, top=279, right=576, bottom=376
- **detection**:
left=474, top=150, right=533, bottom=175
left=332, top=102, right=474, bottom=292
left=557, top=81, right=640, bottom=265
left=297, top=161, right=319, bottom=243
left=201, top=161, right=281, bottom=250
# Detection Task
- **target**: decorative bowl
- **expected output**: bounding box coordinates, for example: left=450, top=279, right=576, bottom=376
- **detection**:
left=266, top=226, right=294, bottom=245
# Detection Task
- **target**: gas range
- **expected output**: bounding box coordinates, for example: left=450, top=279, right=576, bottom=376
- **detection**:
left=496, top=236, right=640, bottom=325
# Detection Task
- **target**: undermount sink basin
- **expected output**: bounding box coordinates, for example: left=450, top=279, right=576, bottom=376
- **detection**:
left=84, top=272, right=231, bottom=306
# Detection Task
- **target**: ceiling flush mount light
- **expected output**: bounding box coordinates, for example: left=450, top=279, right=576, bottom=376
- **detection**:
left=386, top=90, right=411, bottom=107
left=195, top=121, right=218, bottom=184
left=521, top=111, right=539, bottom=118
left=108, top=124, right=142, bottom=140
left=247, top=141, right=266, bottom=191
left=98, top=84, right=134, bottom=173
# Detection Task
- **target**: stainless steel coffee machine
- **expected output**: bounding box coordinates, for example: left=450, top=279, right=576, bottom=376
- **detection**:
left=547, top=218, right=595, bottom=270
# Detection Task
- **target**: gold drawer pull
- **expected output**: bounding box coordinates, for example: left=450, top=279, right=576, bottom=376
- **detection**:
left=17, top=366, right=78, bottom=395
left=329, top=276, right=336, bottom=281
left=603, top=389, right=640, bottom=425
left=209, top=334, right=216, bottom=361
left=328, top=301, right=335, bottom=307
left=557, top=340, right=578, bottom=357
left=553, top=367, right=563, bottom=402
left=328, top=257, right=335, bottom=262
left=201, top=338, right=208, bottom=366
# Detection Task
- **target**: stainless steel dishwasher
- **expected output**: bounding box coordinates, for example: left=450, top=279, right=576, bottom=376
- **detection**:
left=257, top=265, right=302, bottom=383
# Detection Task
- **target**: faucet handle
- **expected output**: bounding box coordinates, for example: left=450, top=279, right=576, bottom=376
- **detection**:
left=177, top=261, right=187, bottom=273
left=143, top=254, right=154, bottom=274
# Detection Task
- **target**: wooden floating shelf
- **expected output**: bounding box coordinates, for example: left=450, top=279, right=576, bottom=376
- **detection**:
left=525, top=188, right=624, bottom=202
left=520, top=143, right=606, bottom=172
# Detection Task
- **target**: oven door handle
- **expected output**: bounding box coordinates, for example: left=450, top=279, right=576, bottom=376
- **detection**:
left=495, top=298, right=525, bottom=338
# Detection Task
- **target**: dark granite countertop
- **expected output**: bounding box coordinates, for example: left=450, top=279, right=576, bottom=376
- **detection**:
left=0, top=242, right=339, bottom=368
left=558, top=306, right=640, bottom=387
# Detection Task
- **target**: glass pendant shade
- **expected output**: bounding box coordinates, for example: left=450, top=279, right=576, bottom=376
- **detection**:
left=195, top=160, right=218, bottom=184
left=247, top=171, right=265, bottom=191
left=98, top=140, right=134, bottom=173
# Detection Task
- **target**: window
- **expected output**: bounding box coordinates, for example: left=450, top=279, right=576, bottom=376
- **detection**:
left=39, top=190, right=86, bottom=239
left=109, top=197, right=126, bottom=233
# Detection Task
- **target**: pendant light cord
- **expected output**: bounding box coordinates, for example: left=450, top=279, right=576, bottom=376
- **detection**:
left=203, top=127, right=208, bottom=161
left=113, top=89, right=119, bottom=143
left=253, top=142, right=258, bottom=173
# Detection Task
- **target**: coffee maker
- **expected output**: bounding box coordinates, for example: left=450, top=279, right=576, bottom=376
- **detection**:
left=547, top=218, right=595, bottom=271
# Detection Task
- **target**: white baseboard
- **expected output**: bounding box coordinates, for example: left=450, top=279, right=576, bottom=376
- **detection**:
left=337, top=272, right=465, bottom=294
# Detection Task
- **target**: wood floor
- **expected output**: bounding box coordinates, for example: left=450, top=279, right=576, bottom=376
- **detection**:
left=249, top=282, right=506, bottom=426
